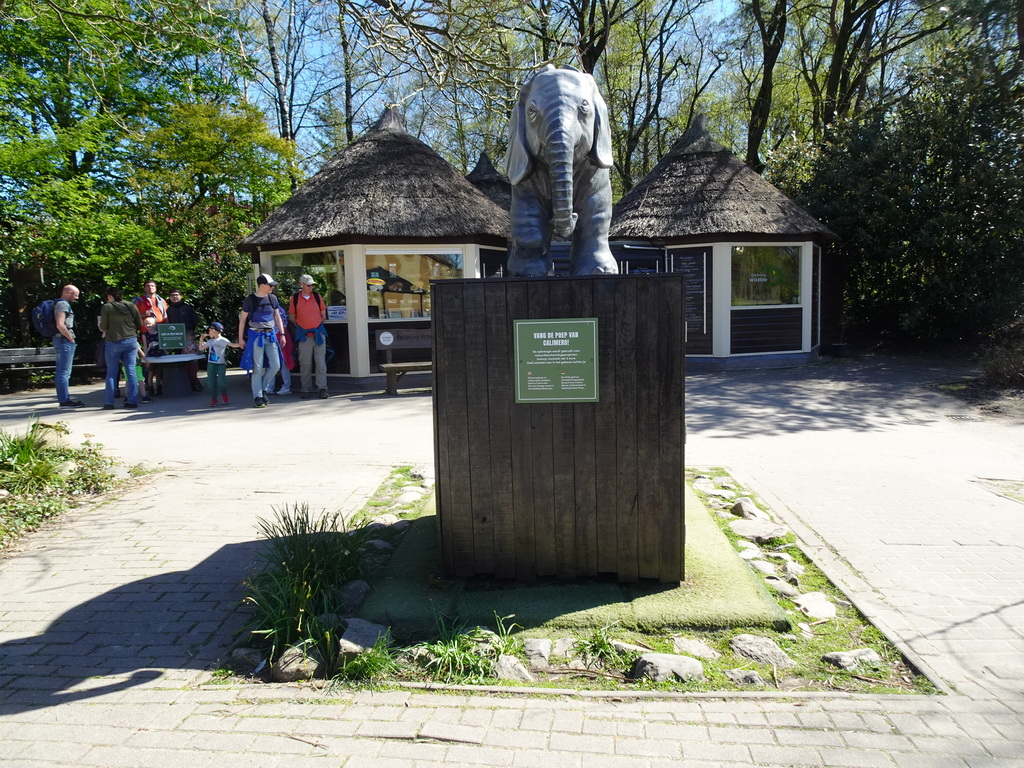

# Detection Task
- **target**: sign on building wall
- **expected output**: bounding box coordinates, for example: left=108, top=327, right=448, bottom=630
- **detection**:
left=514, top=318, right=599, bottom=403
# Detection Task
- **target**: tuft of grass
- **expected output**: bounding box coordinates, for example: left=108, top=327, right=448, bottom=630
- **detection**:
left=243, top=503, right=367, bottom=663
left=335, top=636, right=399, bottom=685
left=0, top=420, right=117, bottom=548
left=414, top=614, right=495, bottom=684
left=573, top=621, right=636, bottom=669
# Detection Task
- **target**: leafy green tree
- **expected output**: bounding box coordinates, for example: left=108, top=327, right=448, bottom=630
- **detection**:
left=773, top=50, right=1024, bottom=342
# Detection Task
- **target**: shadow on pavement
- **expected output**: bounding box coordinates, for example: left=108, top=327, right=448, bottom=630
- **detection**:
left=685, top=355, right=977, bottom=438
left=0, top=540, right=259, bottom=714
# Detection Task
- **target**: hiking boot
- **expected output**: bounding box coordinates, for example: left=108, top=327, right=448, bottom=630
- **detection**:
left=124, top=402, right=138, bottom=409
left=318, top=388, right=329, bottom=399
left=210, top=398, right=218, bottom=407
left=102, top=403, right=115, bottom=410
left=59, top=399, right=85, bottom=407
left=221, top=394, right=229, bottom=404
left=253, top=397, right=267, bottom=408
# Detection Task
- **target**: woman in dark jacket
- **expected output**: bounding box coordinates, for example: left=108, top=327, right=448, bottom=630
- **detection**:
left=99, top=287, right=144, bottom=409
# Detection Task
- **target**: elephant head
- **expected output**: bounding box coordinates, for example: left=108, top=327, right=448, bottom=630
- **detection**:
left=504, top=65, right=613, bottom=239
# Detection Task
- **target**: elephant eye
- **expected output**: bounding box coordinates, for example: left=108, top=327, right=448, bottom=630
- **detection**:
left=527, top=104, right=539, bottom=121
left=579, top=100, right=591, bottom=114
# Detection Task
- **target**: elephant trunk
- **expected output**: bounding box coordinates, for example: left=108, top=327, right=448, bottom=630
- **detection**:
left=547, top=130, right=577, bottom=239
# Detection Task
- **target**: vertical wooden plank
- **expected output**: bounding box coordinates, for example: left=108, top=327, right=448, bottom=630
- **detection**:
left=484, top=281, right=516, bottom=578
left=431, top=282, right=454, bottom=576
left=613, top=278, right=639, bottom=581
left=507, top=281, right=536, bottom=580
left=437, top=283, right=474, bottom=577
left=593, top=277, right=618, bottom=574
left=635, top=277, right=663, bottom=580
left=548, top=279, right=576, bottom=578
left=657, top=277, right=686, bottom=582
left=463, top=282, right=494, bottom=575
left=571, top=278, right=598, bottom=577
left=527, top=280, right=556, bottom=577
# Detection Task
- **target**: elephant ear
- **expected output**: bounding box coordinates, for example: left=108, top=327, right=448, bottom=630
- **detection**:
left=588, top=78, right=614, bottom=169
left=503, top=94, right=533, bottom=185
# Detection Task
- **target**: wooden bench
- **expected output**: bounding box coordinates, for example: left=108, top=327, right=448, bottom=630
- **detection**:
left=375, top=329, right=432, bottom=395
left=0, top=346, right=57, bottom=392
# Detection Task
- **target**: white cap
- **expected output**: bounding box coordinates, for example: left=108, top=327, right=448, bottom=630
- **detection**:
left=256, top=273, right=277, bottom=286
left=298, top=274, right=315, bottom=286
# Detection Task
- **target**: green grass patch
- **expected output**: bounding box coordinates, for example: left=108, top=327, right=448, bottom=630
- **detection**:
left=0, top=420, right=119, bottom=549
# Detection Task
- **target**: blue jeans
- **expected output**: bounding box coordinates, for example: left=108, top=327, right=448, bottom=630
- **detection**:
left=104, top=338, right=139, bottom=405
left=53, top=335, right=76, bottom=403
left=249, top=332, right=281, bottom=398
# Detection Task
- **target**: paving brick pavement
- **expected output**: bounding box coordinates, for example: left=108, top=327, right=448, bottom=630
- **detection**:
left=1, top=358, right=1023, bottom=767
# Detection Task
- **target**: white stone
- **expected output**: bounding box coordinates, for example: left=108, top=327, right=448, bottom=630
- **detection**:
left=494, top=654, right=534, bottom=682
left=724, top=668, right=764, bottom=685
left=337, top=618, right=391, bottom=661
left=629, top=653, right=704, bottom=683
left=524, top=638, right=551, bottom=670
left=552, top=638, right=577, bottom=657
left=271, top=643, right=324, bottom=682
left=764, top=576, right=800, bottom=598
left=748, top=560, right=777, bottom=576
left=822, top=648, right=882, bottom=670
left=730, top=518, right=789, bottom=543
left=729, top=634, right=796, bottom=668
left=671, top=636, right=721, bottom=660
left=395, top=491, right=424, bottom=505
left=611, top=640, right=649, bottom=655
left=731, top=497, right=769, bottom=520
left=738, top=548, right=762, bottom=561
left=794, top=592, right=837, bottom=619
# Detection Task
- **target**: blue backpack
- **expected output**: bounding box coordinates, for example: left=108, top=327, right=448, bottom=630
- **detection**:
left=31, top=299, right=58, bottom=338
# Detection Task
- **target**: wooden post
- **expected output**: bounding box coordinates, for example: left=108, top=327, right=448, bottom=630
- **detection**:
left=433, top=274, right=685, bottom=582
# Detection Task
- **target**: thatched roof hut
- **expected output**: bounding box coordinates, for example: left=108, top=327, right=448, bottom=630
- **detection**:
left=466, top=152, right=511, bottom=212
left=239, top=108, right=510, bottom=254
left=610, top=115, right=834, bottom=243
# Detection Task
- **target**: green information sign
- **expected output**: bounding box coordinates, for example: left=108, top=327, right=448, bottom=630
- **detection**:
left=156, top=322, right=186, bottom=351
left=514, top=318, right=599, bottom=403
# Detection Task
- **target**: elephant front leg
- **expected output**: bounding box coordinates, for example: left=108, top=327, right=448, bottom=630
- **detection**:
left=570, top=168, right=617, bottom=276
left=508, top=186, right=554, bottom=277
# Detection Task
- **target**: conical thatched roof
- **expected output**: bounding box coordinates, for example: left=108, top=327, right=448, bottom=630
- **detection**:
left=610, top=115, right=834, bottom=243
left=239, top=107, right=509, bottom=253
left=466, top=152, right=511, bottom=211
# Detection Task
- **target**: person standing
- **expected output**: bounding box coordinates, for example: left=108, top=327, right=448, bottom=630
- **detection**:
left=198, top=322, right=240, bottom=407
left=133, top=279, right=167, bottom=322
left=238, top=274, right=285, bottom=408
left=53, top=284, right=83, bottom=407
left=166, top=288, right=202, bottom=391
left=134, top=279, right=166, bottom=393
left=100, top=287, right=144, bottom=410
left=288, top=274, right=329, bottom=399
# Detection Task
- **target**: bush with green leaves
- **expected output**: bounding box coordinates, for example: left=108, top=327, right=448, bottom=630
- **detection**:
left=413, top=612, right=521, bottom=684
left=980, top=319, right=1024, bottom=387
left=0, top=421, right=116, bottom=547
left=243, top=504, right=367, bottom=664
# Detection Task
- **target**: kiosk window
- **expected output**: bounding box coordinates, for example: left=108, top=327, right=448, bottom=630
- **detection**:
left=731, top=246, right=800, bottom=306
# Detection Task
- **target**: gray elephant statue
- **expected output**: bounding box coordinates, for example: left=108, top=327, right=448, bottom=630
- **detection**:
left=504, top=65, right=618, bottom=277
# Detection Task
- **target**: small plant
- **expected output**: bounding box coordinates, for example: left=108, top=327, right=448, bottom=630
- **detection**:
left=335, top=636, right=398, bottom=685
left=490, top=612, right=522, bottom=656
left=573, top=621, right=633, bottom=668
left=415, top=614, right=495, bottom=683
left=243, top=504, right=367, bottom=663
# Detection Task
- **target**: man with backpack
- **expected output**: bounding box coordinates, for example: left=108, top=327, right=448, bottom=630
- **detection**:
left=52, top=285, right=83, bottom=407
left=238, top=273, right=286, bottom=408
left=288, top=274, right=329, bottom=399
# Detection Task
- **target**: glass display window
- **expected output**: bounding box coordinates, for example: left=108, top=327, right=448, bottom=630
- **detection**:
left=731, top=245, right=801, bottom=306
left=365, top=250, right=462, bottom=319
left=269, top=250, right=346, bottom=311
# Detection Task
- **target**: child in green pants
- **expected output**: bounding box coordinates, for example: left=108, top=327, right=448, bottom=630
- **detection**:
left=198, top=322, right=240, bottom=406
